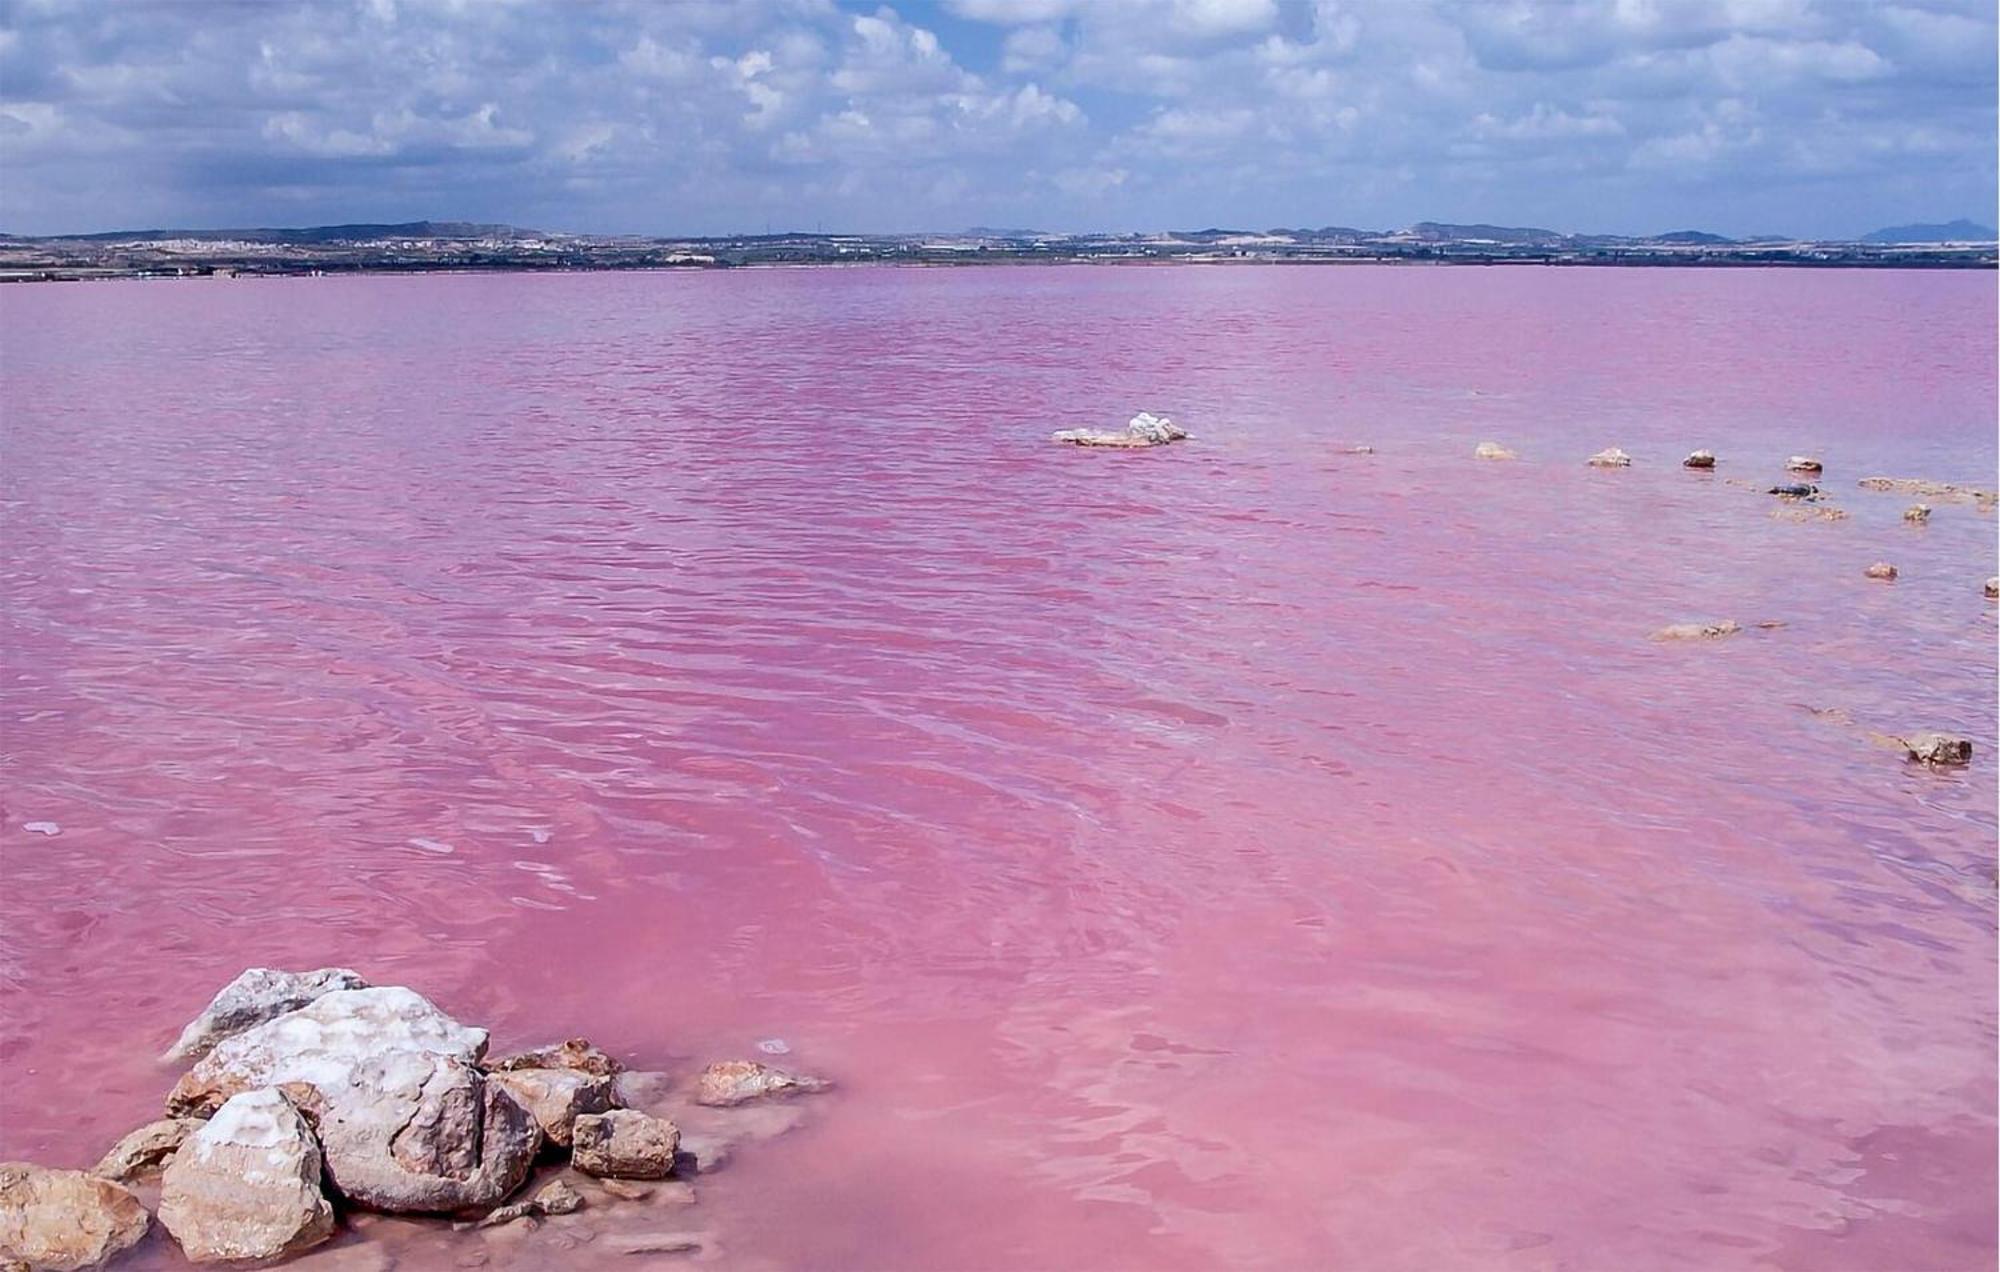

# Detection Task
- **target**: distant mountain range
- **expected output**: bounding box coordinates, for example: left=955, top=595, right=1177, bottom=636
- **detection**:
left=1860, top=219, right=1997, bottom=244
left=0, top=221, right=534, bottom=244
left=6, top=218, right=1995, bottom=247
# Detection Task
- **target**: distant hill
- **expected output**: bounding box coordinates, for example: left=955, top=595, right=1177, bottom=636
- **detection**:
left=1862, top=219, right=1996, bottom=244
left=1405, top=221, right=1564, bottom=245
left=14, top=221, right=541, bottom=244
left=1651, top=229, right=1736, bottom=245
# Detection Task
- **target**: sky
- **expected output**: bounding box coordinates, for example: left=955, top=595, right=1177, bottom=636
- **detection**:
left=0, top=0, right=1994, bottom=239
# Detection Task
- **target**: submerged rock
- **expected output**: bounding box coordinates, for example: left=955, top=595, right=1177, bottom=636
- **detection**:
left=165, top=967, right=369, bottom=1064
left=1858, top=476, right=1996, bottom=503
left=1863, top=562, right=1898, bottom=581
left=608, top=1231, right=710, bottom=1257
left=1651, top=620, right=1741, bottom=641
left=1585, top=447, right=1631, bottom=468
left=692, top=1060, right=831, bottom=1108
left=1473, top=441, right=1517, bottom=461
left=463, top=1178, right=586, bottom=1230
left=1051, top=411, right=1188, bottom=449
left=571, top=1111, right=680, bottom=1181
left=489, top=1067, right=617, bottom=1148
left=1767, top=482, right=1819, bottom=499
left=1986, top=577, right=1999, bottom=599
left=1786, top=455, right=1824, bottom=474
left=1770, top=504, right=1848, bottom=523
left=1897, top=733, right=1973, bottom=767
left=157, top=1088, right=335, bottom=1264
left=1340, top=444, right=1375, bottom=455
left=90, top=1118, right=206, bottom=1184
left=168, top=987, right=540, bottom=1214
left=489, top=1038, right=621, bottom=1079
left=1903, top=503, right=1931, bottom=524
left=1682, top=449, right=1717, bottom=469
left=0, top=1164, right=150, bottom=1272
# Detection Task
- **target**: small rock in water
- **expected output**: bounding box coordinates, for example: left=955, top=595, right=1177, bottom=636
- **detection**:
left=1767, top=482, right=1819, bottom=499
left=1585, top=447, right=1631, bottom=468
left=1986, top=577, right=1999, bottom=599
left=1897, top=733, right=1973, bottom=767
left=21, top=821, right=60, bottom=836
left=164, top=966, right=369, bottom=1063
left=1903, top=503, right=1931, bottom=523
left=610, top=1231, right=709, bottom=1257
left=572, top=1110, right=681, bottom=1180
left=157, top=1087, right=336, bottom=1264
left=1770, top=504, right=1847, bottom=523
left=1863, top=562, right=1898, bottom=580
left=1786, top=455, right=1824, bottom=474
left=0, top=1163, right=150, bottom=1272
left=1682, top=449, right=1717, bottom=469
left=1651, top=621, right=1741, bottom=642
left=1051, top=410, right=1187, bottom=449
left=595, top=1178, right=657, bottom=1202
left=693, top=1060, right=831, bottom=1108
left=1473, top=441, right=1517, bottom=461
left=1341, top=444, right=1374, bottom=455
left=465, top=1178, right=587, bottom=1230
left=90, top=1117, right=205, bottom=1183
left=490, top=1037, right=622, bottom=1078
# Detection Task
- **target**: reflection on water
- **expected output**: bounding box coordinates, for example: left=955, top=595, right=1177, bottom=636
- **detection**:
left=1, top=265, right=1994, bottom=1270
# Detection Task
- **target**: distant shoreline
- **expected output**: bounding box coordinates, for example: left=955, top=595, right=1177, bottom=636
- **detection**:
left=4, top=252, right=1994, bottom=285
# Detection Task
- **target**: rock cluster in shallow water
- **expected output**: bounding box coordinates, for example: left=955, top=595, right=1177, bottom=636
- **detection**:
left=0, top=970, right=831, bottom=1270
left=1051, top=410, right=1188, bottom=448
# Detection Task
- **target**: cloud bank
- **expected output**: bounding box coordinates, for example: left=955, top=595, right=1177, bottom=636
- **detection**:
left=0, top=0, right=1991, bottom=237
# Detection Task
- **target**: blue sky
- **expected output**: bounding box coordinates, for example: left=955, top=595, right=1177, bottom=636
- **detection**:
left=1, top=0, right=1993, bottom=238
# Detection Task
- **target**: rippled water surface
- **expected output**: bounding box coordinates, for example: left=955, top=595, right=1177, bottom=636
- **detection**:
left=2, top=265, right=1995, bottom=1270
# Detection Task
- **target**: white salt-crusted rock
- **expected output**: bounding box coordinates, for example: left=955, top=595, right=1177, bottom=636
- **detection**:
left=157, top=1088, right=335, bottom=1264
left=165, top=967, right=369, bottom=1063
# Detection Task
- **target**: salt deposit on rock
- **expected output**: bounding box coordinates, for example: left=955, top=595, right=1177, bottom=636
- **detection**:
left=1051, top=411, right=1189, bottom=449
left=1585, top=447, right=1631, bottom=468
left=91, top=1117, right=205, bottom=1183
left=0, top=1163, right=150, bottom=1272
left=1682, top=449, right=1716, bottom=469
left=157, top=1088, right=335, bottom=1264
left=168, top=987, right=540, bottom=1214
left=165, top=967, right=369, bottom=1063
left=571, top=1110, right=681, bottom=1180
left=1864, top=562, right=1898, bottom=580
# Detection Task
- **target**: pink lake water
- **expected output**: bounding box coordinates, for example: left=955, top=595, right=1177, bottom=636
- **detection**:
left=1, top=264, right=1994, bottom=1271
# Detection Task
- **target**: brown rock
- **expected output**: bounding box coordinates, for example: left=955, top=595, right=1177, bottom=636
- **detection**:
left=488, top=1039, right=621, bottom=1079
left=463, top=1178, right=586, bottom=1230
left=0, top=1164, right=150, bottom=1272
left=1786, top=455, right=1823, bottom=474
left=1984, top=577, right=1998, bottom=599
left=488, top=1068, right=616, bottom=1148
left=1903, top=503, right=1931, bottom=523
left=571, top=1111, right=680, bottom=1180
left=1863, top=561, right=1898, bottom=580
left=692, top=1060, right=831, bottom=1108
left=157, top=1088, right=335, bottom=1264
left=1682, top=449, right=1717, bottom=469
left=90, top=1119, right=205, bottom=1184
